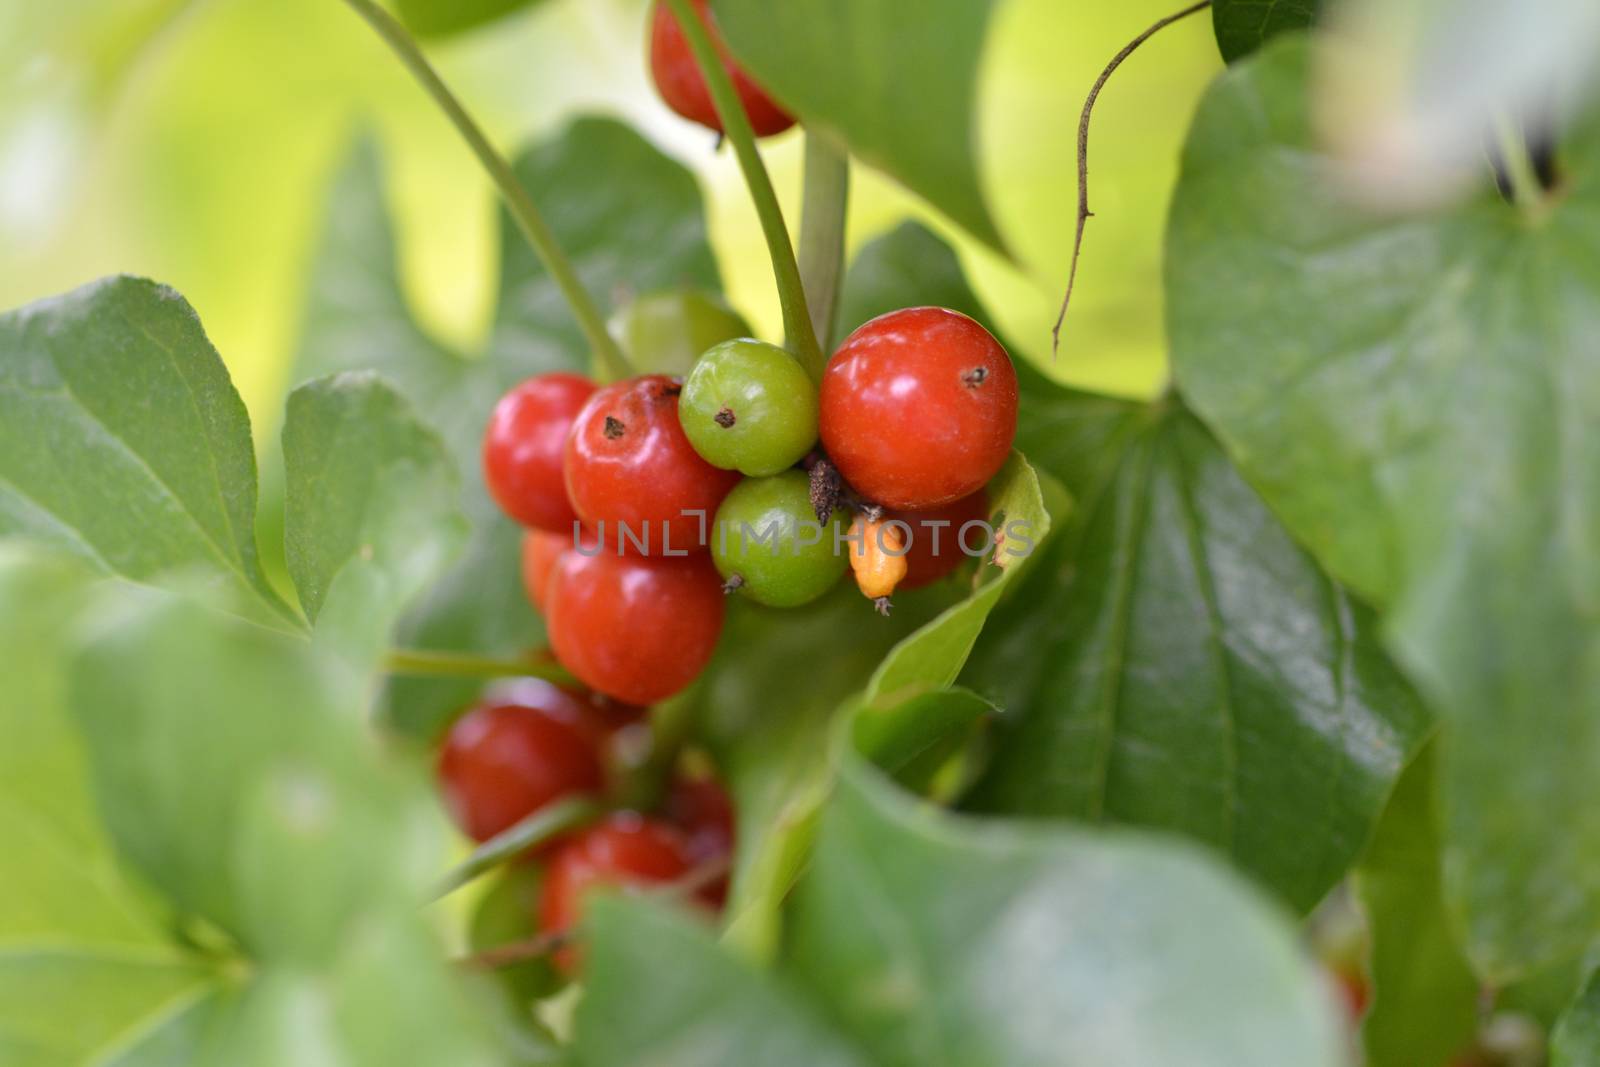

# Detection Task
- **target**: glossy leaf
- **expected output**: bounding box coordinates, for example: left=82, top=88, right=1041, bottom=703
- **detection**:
left=1211, top=0, right=1316, bottom=63
left=963, top=405, right=1430, bottom=913
left=1357, top=744, right=1478, bottom=1067
left=785, top=758, right=1345, bottom=1067
left=711, top=0, right=1006, bottom=249
left=0, top=276, right=290, bottom=628
left=1167, top=38, right=1600, bottom=977
left=287, top=122, right=720, bottom=736
left=575, top=896, right=872, bottom=1067
left=395, top=0, right=547, bottom=38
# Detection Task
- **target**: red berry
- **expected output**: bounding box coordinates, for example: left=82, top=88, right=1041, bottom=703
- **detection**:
left=665, top=775, right=736, bottom=905
left=436, top=695, right=604, bottom=843
left=483, top=373, right=596, bottom=532
left=520, top=529, right=569, bottom=613
left=538, top=813, right=695, bottom=973
left=649, top=0, right=795, bottom=138
left=545, top=549, right=725, bottom=705
left=820, top=308, right=1017, bottom=510
left=565, top=375, right=739, bottom=554
left=888, top=488, right=991, bottom=590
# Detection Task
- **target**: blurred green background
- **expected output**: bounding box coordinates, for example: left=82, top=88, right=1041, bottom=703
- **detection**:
left=0, top=0, right=1220, bottom=438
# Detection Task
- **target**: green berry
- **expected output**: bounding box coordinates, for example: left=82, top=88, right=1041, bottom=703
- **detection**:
left=680, top=339, right=818, bottom=476
left=711, top=471, right=847, bottom=608
left=610, top=288, right=750, bottom=377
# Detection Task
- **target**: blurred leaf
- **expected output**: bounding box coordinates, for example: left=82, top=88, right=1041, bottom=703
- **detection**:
left=963, top=404, right=1430, bottom=913
left=1212, top=0, right=1317, bottom=63
left=575, top=896, right=872, bottom=1067
left=1167, top=38, right=1600, bottom=978
left=1318, top=0, right=1600, bottom=201
left=288, top=120, right=720, bottom=737
left=711, top=0, right=1006, bottom=250
left=0, top=548, right=219, bottom=1067
left=1554, top=967, right=1600, bottom=1067
left=0, top=276, right=292, bottom=628
left=394, top=0, right=549, bottom=39
left=468, top=865, right=561, bottom=1006
left=785, top=757, right=1345, bottom=1066
left=282, top=371, right=468, bottom=679
left=852, top=686, right=994, bottom=795
left=1357, top=743, right=1479, bottom=1067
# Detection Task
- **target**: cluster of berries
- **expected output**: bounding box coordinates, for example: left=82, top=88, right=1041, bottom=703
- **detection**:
left=487, top=303, right=1017, bottom=708
left=432, top=0, right=1017, bottom=977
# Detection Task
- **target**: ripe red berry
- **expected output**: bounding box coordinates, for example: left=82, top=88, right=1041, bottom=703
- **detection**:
left=564, top=375, right=739, bottom=554
left=649, top=0, right=795, bottom=138
left=483, top=373, right=596, bottom=532
left=520, top=529, right=569, bottom=613
left=820, top=308, right=1017, bottom=510
left=436, top=693, right=604, bottom=843
left=545, top=549, right=725, bottom=705
left=538, top=813, right=695, bottom=973
left=888, top=488, right=991, bottom=590
left=664, top=775, right=736, bottom=905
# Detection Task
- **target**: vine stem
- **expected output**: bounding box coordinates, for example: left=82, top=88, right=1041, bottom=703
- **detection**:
left=430, top=797, right=603, bottom=900
left=797, top=132, right=851, bottom=353
left=662, top=0, right=825, bottom=382
left=1490, top=110, right=1543, bottom=214
left=340, top=0, right=632, bottom=381
left=384, top=648, right=577, bottom=684
left=1050, top=0, right=1210, bottom=356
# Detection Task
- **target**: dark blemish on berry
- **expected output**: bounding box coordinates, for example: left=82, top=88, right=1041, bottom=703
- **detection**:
left=963, top=366, right=988, bottom=388
left=714, top=407, right=736, bottom=429
left=603, top=416, right=626, bottom=439
left=661, top=382, right=683, bottom=398
left=721, top=573, right=745, bottom=595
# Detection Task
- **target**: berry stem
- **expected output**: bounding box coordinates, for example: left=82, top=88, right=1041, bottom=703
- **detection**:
left=663, top=0, right=825, bottom=381
left=340, top=0, right=632, bottom=382
left=430, top=796, right=603, bottom=900
left=797, top=132, right=850, bottom=354
left=1490, top=110, right=1544, bottom=214
left=614, top=686, right=701, bottom=811
left=384, top=647, right=578, bottom=684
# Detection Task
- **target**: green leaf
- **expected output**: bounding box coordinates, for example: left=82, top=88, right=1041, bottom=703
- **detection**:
left=0, top=548, right=220, bottom=1067
left=282, top=371, right=468, bottom=676
left=853, top=687, right=995, bottom=795
left=785, top=757, right=1345, bottom=1066
left=1166, top=37, right=1600, bottom=977
left=711, top=0, right=1006, bottom=250
left=0, top=276, right=290, bottom=628
left=1554, top=967, right=1600, bottom=1067
left=575, top=896, right=872, bottom=1067
left=1357, top=743, right=1479, bottom=1067
left=963, top=406, right=1430, bottom=913
left=1211, top=0, right=1317, bottom=63
left=394, top=0, right=547, bottom=38
left=288, top=122, right=721, bottom=736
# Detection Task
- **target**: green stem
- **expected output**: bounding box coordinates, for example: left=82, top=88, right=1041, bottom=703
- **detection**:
left=797, top=132, right=850, bottom=353
left=1491, top=110, right=1543, bottom=215
left=340, top=0, right=631, bottom=381
left=663, top=0, right=824, bottom=382
left=431, top=796, right=602, bottom=900
left=613, top=686, right=701, bottom=811
left=384, top=648, right=577, bottom=684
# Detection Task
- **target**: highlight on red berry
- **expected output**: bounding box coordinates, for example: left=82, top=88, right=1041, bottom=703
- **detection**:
left=544, top=549, right=726, bottom=705
left=648, top=0, right=795, bottom=138
left=537, top=813, right=696, bottom=973
left=820, top=307, right=1018, bottom=511
left=436, top=689, right=606, bottom=843
left=483, top=372, right=596, bottom=532
left=564, top=374, right=739, bottom=555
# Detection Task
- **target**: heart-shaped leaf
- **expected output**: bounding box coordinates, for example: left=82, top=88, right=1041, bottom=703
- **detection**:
left=1211, top=0, right=1317, bottom=63
left=1166, top=37, right=1600, bottom=978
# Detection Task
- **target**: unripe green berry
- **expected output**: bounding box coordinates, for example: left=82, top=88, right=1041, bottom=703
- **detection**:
left=711, top=471, right=847, bottom=608
left=610, top=288, right=750, bottom=377
left=680, top=339, right=818, bottom=476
